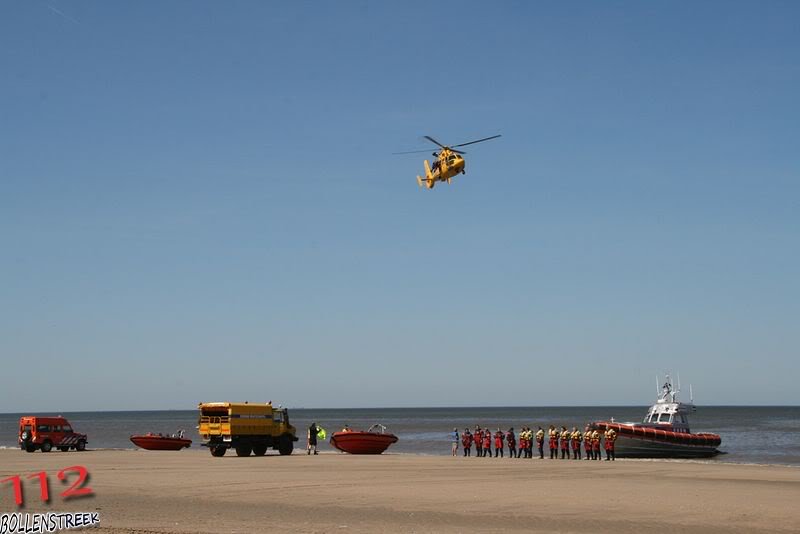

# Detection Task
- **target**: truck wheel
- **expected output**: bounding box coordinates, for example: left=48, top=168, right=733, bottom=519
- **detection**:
left=235, top=445, right=252, bottom=457
left=76, top=441, right=86, bottom=451
left=210, top=446, right=226, bottom=457
left=59, top=446, right=70, bottom=452
left=25, top=444, right=36, bottom=453
left=278, top=436, right=293, bottom=456
left=252, top=444, right=268, bottom=456
left=41, top=441, right=53, bottom=453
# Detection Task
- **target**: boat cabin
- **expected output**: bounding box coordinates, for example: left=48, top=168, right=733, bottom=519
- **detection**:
left=641, top=379, right=695, bottom=433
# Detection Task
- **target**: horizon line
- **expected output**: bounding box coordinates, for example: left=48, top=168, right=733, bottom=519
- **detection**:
left=1, top=403, right=798, bottom=415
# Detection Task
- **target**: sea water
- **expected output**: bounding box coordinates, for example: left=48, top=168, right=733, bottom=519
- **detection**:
left=1, top=406, right=798, bottom=465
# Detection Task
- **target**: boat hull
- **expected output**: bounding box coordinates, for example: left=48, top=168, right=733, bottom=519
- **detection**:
left=130, top=435, right=192, bottom=451
left=330, top=432, right=398, bottom=454
left=612, top=434, right=719, bottom=458
left=592, top=422, right=720, bottom=458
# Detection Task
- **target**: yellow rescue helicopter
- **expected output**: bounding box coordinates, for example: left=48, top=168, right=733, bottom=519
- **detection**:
left=394, top=134, right=501, bottom=189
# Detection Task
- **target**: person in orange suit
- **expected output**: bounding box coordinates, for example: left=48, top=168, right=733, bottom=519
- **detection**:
left=462, top=428, right=473, bottom=457
left=560, top=426, right=571, bottom=459
left=494, top=429, right=504, bottom=457
left=505, top=428, right=516, bottom=459
left=584, top=426, right=593, bottom=460
left=604, top=427, right=617, bottom=461
left=482, top=428, right=492, bottom=458
left=571, top=427, right=582, bottom=460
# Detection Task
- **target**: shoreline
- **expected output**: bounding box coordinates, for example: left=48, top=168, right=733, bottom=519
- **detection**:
left=3, top=446, right=800, bottom=468
left=2, top=449, right=799, bottom=533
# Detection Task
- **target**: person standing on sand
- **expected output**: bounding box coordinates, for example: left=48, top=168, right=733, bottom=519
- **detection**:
left=450, top=428, right=460, bottom=456
left=516, top=427, right=525, bottom=458
left=474, top=426, right=483, bottom=458
left=592, top=429, right=602, bottom=460
left=535, top=426, right=545, bottom=459
left=527, top=428, right=535, bottom=458
left=506, top=428, right=516, bottom=458
left=584, top=426, right=593, bottom=460
left=307, top=422, right=319, bottom=455
left=523, top=427, right=531, bottom=458
left=548, top=425, right=558, bottom=459
left=462, top=428, right=473, bottom=457
left=494, top=428, right=504, bottom=457
left=482, top=428, right=492, bottom=457
left=571, top=427, right=582, bottom=460
left=604, top=427, right=617, bottom=461
left=560, top=426, right=571, bottom=459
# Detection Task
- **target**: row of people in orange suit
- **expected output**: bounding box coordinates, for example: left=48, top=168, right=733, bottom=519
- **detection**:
left=458, top=426, right=616, bottom=460
left=547, top=425, right=617, bottom=460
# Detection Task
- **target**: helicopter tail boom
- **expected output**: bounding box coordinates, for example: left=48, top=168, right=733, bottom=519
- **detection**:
left=417, top=160, right=435, bottom=189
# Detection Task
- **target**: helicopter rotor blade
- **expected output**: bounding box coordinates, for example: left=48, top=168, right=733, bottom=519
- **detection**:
left=423, top=135, right=447, bottom=149
left=392, top=149, right=438, bottom=155
left=452, top=149, right=466, bottom=155
left=451, top=134, right=502, bottom=148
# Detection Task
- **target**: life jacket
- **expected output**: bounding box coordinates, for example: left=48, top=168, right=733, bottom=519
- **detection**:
left=483, top=434, right=491, bottom=448
left=506, top=432, right=515, bottom=446
left=536, top=429, right=544, bottom=443
left=475, top=430, right=483, bottom=445
left=463, top=433, right=473, bottom=447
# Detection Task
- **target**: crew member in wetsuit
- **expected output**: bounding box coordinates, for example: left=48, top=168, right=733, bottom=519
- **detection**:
left=474, top=426, right=483, bottom=458
left=494, top=429, right=504, bottom=457
left=560, top=426, right=571, bottom=459
left=506, top=428, right=516, bottom=459
left=584, top=426, right=593, bottom=460
left=517, top=427, right=526, bottom=458
left=604, top=427, right=617, bottom=461
left=571, top=427, right=582, bottom=460
left=548, top=425, right=558, bottom=459
left=535, top=426, right=545, bottom=459
left=462, top=428, right=473, bottom=457
left=482, top=428, right=492, bottom=458
left=592, top=429, right=602, bottom=460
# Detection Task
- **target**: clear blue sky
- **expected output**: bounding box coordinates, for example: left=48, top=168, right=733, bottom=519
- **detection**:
left=1, top=1, right=798, bottom=411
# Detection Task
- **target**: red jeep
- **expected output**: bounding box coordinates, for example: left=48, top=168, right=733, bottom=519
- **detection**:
left=18, top=416, right=88, bottom=453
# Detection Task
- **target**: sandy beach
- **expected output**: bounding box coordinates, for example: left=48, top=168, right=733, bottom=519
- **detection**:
left=1, top=449, right=798, bottom=533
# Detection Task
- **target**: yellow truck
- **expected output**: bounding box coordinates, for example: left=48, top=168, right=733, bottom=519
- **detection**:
left=198, top=402, right=298, bottom=457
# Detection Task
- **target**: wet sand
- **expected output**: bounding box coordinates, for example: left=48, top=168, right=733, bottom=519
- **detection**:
left=1, top=449, right=798, bottom=533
